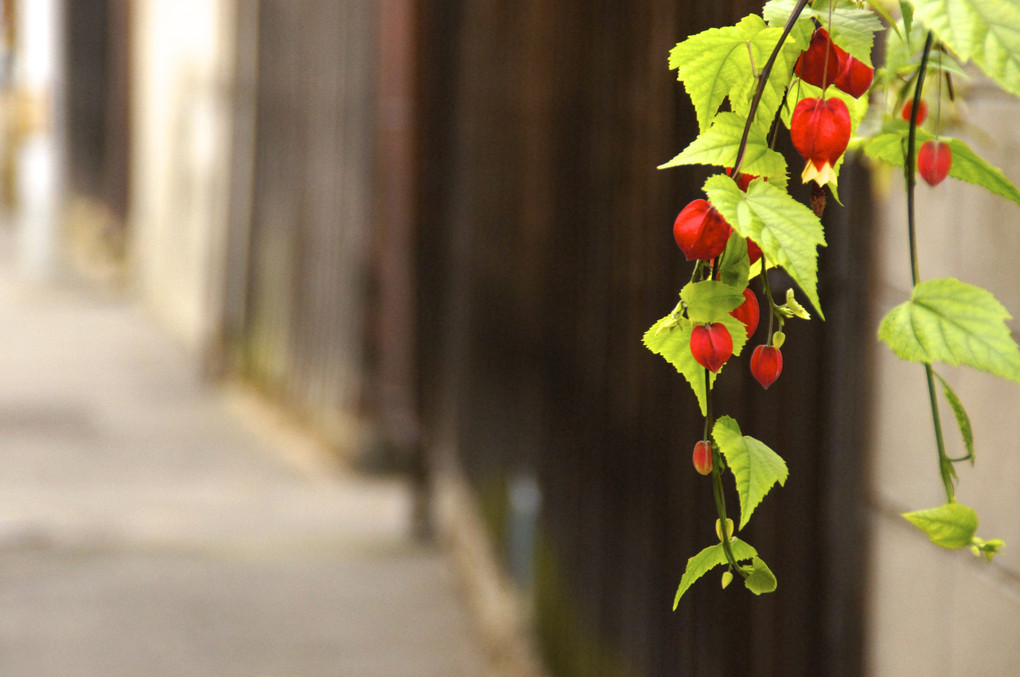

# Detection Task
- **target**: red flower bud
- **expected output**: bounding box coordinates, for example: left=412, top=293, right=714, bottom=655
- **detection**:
left=791, top=97, right=851, bottom=185
left=834, top=54, right=873, bottom=99
left=746, top=238, right=762, bottom=265
left=902, top=99, right=928, bottom=125
left=750, top=345, right=783, bottom=389
left=692, top=440, right=713, bottom=476
left=730, top=288, right=760, bottom=340
left=918, top=140, right=952, bottom=186
left=673, top=199, right=732, bottom=261
left=795, top=28, right=840, bottom=90
left=690, top=323, right=733, bottom=373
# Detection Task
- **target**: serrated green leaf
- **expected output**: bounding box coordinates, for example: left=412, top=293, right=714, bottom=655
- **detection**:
left=673, top=538, right=758, bottom=608
left=934, top=370, right=975, bottom=463
left=763, top=0, right=882, bottom=65
left=643, top=316, right=716, bottom=415
left=681, top=280, right=746, bottom=323
left=718, top=230, right=752, bottom=287
left=743, top=557, right=778, bottom=595
left=903, top=501, right=978, bottom=548
left=712, top=416, right=789, bottom=529
left=659, top=113, right=789, bottom=178
left=877, top=278, right=1020, bottom=384
left=862, top=128, right=1020, bottom=207
left=669, top=16, right=768, bottom=133
left=704, top=174, right=826, bottom=317
left=669, top=14, right=807, bottom=135
left=910, top=0, right=1020, bottom=99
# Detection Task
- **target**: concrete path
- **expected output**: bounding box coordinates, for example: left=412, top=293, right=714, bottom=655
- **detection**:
left=0, top=264, right=494, bottom=675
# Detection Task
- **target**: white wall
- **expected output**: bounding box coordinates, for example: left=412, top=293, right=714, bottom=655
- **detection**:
left=866, top=78, right=1020, bottom=676
left=129, top=0, right=236, bottom=351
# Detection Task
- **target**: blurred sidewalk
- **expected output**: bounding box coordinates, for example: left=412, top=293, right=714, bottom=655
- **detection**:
left=0, top=255, right=495, bottom=675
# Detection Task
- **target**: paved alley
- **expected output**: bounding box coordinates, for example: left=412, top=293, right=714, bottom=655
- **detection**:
left=0, top=264, right=495, bottom=676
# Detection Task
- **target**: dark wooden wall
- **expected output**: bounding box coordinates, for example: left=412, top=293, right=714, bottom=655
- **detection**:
left=221, top=0, right=378, bottom=439
left=415, top=2, right=871, bottom=676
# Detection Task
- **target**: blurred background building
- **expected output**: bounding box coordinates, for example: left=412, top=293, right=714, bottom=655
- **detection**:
left=1, top=0, right=1018, bottom=675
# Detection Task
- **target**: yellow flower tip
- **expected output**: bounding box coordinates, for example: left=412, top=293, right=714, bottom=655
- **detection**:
left=800, top=159, right=836, bottom=186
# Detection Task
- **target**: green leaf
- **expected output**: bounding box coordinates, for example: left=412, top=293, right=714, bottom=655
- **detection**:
left=673, top=537, right=758, bottom=608
left=910, top=0, right=1020, bottom=99
left=861, top=128, right=1020, bottom=207
left=903, top=501, right=979, bottom=549
left=742, top=557, right=778, bottom=595
left=643, top=315, right=716, bottom=416
left=712, top=416, right=789, bottom=529
left=933, top=371, right=975, bottom=463
left=659, top=112, right=789, bottom=179
left=718, top=230, right=752, bottom=288
left=704, top=174, right=827, bottom=317
left=763, top=0, right=883, bottom=65
left=877, top=277, right=1020, bottom=384
left=681, top=280, right=746, bottom=324
left=668, top=15, right=807, bottom=134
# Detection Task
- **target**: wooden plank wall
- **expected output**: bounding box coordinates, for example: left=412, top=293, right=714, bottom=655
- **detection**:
left=225, top=0, right=377, bottom=441
left=415, top=2, right=872, bottom=676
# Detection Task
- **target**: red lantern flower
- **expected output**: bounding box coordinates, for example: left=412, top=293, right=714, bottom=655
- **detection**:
left=794, top=28, right=840, bottom=90
left=746, top=238, right=762, bottom=265
left=834, top=54, right=874, bottom=99
left=673, top=199, right=732, bottom=261
left=690, top=323, right=733, bottom=373
left=750, top=345, right=783, bottom=389
left=902, top=99, right=928, bottom=125
left=730, top=288, right=760, bottom=340
left=918, top=140, right=952, bottom=186
left=795, top=28, right=873, bottom=99
left=791, top=96, right=851, bottom=185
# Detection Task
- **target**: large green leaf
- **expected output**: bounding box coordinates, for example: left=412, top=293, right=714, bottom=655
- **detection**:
left=704, top=174, right=827, bottom=317
left=659, top=112, right=789, bottom=179
left=669, top=15, right=765, bottom=133
left=681, top=280, right=746, bottom=323
left=673, top=538, right=758, bottom=608
left=861, top=125, right=1020, bottom=206
left=934, top=370, right=975, bottom=463
left=763, top=0, right=882, bottom=65
left=669, top=14, right=807, bottom=134
left=643, top=315, right=716, bottom=415
left=712, top=416, right=789, bottom=529
left=742, top=557, right=778, bottom=595
left=878, top=278, right=1020, bottom=384
left=909, top=0, right=1020, bottom=99
left=903, top=501, right=978, bottom=548
left=718, top=230, right=752, bottom=288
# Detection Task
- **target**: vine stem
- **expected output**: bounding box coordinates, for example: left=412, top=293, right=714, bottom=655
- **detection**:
left=702, top=0, right=811, bottom=578
left=906, top=30, right=955, bottom=502
left=705, top=368, right=746, bottom=577
left=731, top=0, right=812, bottom=176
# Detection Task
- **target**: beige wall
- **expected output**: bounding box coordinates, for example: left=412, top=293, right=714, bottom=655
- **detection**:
left=129, top=0, right=236, bottom=351
left=866, top=78, right=1020, bottom=676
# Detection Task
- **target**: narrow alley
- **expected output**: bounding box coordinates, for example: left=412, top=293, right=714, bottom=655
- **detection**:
left=0, top=257, right=492, bottom=676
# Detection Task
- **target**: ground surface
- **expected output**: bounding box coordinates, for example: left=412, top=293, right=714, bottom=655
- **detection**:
left=0, top=262, right=493, bottom=676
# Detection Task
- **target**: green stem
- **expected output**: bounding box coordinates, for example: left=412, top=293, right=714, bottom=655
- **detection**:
left=759, top=255, right=779, bottom=343
left=732, top=0, right=812, bottom=175
left=704, top=369, right=745, bottom=577
left=906, top=31, right=955, bottom=503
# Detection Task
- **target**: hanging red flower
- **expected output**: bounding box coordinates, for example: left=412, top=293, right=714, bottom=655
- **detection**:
left=790, top=96, right=851, bottom=185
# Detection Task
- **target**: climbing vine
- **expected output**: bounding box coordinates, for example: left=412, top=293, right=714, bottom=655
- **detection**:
left=647, top=0, right=1020, bottom=604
